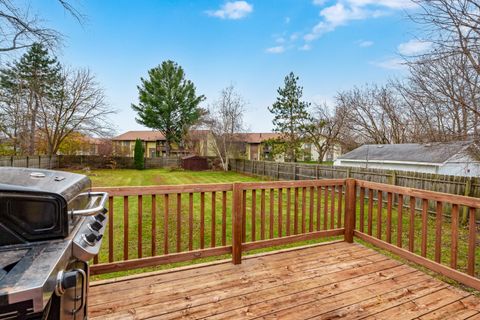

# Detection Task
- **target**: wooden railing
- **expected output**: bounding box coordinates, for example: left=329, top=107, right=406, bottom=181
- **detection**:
left=89, top=179, right=480, bottom=291
left=89, top=179, right=346, bottom=275
left=354, top=180, right=480, bottom=290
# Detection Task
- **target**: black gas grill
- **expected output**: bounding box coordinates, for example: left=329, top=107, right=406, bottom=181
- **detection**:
left=0, top=168, right=108, bottom=319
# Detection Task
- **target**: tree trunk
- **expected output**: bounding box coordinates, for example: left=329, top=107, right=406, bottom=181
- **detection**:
left=165, top=141, right=171, bottom=157
left=28, top=96, right=39, bottom=155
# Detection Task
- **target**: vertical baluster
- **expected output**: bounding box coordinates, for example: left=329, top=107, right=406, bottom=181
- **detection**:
left=377, top=191, right=383, bottom=239
left=278, top=188, right=283, bottom=237
left=324, top=186, right=328, bottom=230
left=152, top=194, right=157, bottom=256
left=330, top=186, right=335, bottom=229
left=409, top=196, right=415, bottom=252
left=295, top=188, right=299, bottom=234
left=164, top=194, right=169, bottom=254
left=397, top=194, right=403, bottom=248
left=302, top=187, right=307, bottom=233
left=316, top=186, right=321, bottom=231
left=108, top=196, right=114, bottom=262
left=188, top=193, right=193, bottom=251
left=286, top=188, right=291, bottom=236
left=421, top=199, right=428, bottom=257
left=242, top=190, right=247, bottom=242
left=359, top=188, right=365, bottom=232
left=434, top=201, right=443, bottom=263
left=451, top=204, right=459, bottom=269
left=222, top=191, right=227, bottom=246
left=261, top=189, right=266, bottom=240
left=177, top=193, right=182, bottom=252
left=368, top=189, right=373, bottom=235
left=123, top=196, right=129, bottom=260
left=138, top=195, right=143, bottom=258
left=251, top=190, right=256, bottom=242
left=200, top=192, right=205, bottom=249
left=468, top=207, right=476, bottom=276
left=270, top=189, right=274, bottom=239
left=337, top=185, right=343, bottom=228
left=309, top=186, right=314, bottom=232
left=209, top=192, right=215, bottom=247
left=386, top=192, right=392, bottom=244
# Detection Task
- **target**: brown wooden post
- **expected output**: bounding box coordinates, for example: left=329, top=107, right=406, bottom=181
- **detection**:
left=232, top=183, right=243, bottom=264
left=344, top=179, right=356, bottom=243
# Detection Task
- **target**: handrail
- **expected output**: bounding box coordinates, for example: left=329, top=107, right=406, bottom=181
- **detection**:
left=88, top=178, right=480, bottom=292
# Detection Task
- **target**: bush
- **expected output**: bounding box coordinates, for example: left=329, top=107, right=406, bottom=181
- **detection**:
left=134, top=139, right=144, bottom=170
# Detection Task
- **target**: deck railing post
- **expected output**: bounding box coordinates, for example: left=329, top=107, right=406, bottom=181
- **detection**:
left=344, top=178, right=356, bottom=243
left=232, top=183, right=243, bottom=264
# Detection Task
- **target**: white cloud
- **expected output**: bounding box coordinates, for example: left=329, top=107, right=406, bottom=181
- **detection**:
left=357, top=40, right=374, bottom=47
left=347, top=0, right=417, bottom=9
left=299, top=44, right=312, bottom=51
left=206, top=1, right=253, bottom=20
left=397, top=39, right=432, bottom=55
left=276, top=37, right=286, bottom=44
left=266, top=46, right=285, bottom=54
left=372, top=57, right=406, bottom=70
left=285, top=17, right=291, bottom=24
left=303, top=0, right=416, bottom=42
left=304, top=3, right=385, bottom=42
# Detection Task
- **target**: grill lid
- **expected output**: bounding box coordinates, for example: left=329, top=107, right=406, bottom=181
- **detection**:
left=0, top=168, right=91, bottom=203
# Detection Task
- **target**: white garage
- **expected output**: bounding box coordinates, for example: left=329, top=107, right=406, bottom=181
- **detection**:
left=333, top=141, right=480, bottom=177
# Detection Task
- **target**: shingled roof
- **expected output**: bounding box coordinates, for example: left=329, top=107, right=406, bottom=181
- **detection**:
left=338, top=141, right=475, bottom=164
left=113, top=130, right=211, bottom=141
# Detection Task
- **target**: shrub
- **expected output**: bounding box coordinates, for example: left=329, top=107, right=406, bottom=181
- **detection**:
left=134, top=139, right=144, bottom=170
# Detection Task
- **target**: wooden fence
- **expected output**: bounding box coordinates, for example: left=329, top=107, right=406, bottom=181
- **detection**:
left=89, top=179, right=480, bottom=291
left=0, top=155, right=58, bottom=168
left=230, top=158, right=480, bottom=222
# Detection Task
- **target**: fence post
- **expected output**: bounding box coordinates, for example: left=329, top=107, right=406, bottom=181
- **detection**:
left=346, top=167, right=351, bottom=179
left=10, top=156, right=13, bottom=167
left=389, top=170, right=397, bottom=185
left=26, top=156, right=29, bottom=168
left=276, top=163, right=280, bottom=180
left=232, top=183, right=243, bottom=264
left=344, top=178, right=357, bottom=243
left=38, top=156, right=41, bottom=168
left=462, top=177, right=473, bottom=224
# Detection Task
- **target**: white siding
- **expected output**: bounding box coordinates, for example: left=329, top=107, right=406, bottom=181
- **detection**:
left=333, top=159, right=438, bottom=173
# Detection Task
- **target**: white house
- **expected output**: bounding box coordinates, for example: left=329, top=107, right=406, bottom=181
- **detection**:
left=334, top=141, right=480, bottom=177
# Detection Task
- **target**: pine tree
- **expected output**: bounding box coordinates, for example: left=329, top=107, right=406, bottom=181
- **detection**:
left=132, top=60, right=205, bottom=156
left=134, top=139, right=144, bottom=170
left=0, top=43, right=62, bottom=155
left=268, top=72, right=310, bottom=162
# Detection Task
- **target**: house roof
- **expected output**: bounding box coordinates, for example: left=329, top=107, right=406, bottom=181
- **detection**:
left=338, top=141, right=475, bottom=165
left=237, top=132, right=282, bottom=143
left=113, top=130, right=211, bottom=141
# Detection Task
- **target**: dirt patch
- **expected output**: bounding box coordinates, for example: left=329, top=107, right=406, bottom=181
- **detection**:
left=152, top=176, right=163, bottom=184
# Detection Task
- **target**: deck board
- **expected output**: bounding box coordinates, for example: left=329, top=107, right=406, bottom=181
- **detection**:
left=88, top=241, right=480, bottom=320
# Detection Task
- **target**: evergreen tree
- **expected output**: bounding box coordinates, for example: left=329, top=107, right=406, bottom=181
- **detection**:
left=134, top=139, right=144, bottom=170
left=0, top=43, right=62, bottom=154
left=132, top=60, right=205, bottom=156
left=268, top=72, right=310, bottom=162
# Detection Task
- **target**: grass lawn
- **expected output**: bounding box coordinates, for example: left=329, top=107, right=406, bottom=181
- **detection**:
left=79, top=168, right=263, bottom=187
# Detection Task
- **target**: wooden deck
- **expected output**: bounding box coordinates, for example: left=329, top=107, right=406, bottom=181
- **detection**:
left=88, top=241, right=480, bottom=319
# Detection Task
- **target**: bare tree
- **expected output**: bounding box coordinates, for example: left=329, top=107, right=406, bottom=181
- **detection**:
left=205, top=85, right=246, bottom=171
left=336, top=84, right=410, bottom=145
left=303, top=103, right=347, bottom=163
left=0, top=0, right=83, bottom=53
left=411, top=0, right=480, bottom=76
left=37, top=68, right=114, bottom=155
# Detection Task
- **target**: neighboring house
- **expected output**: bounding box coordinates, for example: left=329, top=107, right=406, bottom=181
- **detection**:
left=334, top=141, right=480, bottom=177
left=239, top=133, right=281, bottom=161
left=238, top=133, right=342, bottom=162
left=112, top=130, right=215, bottom=158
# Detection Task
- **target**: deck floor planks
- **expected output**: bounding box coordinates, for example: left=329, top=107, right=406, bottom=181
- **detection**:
left=88, top=241, right=480, bottom=320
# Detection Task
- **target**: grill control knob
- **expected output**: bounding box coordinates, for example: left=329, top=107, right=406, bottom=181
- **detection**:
left=89, top=221, right=103, bottom=232
left=94, top=213, right=106, bottom=222
left=85, top=232, right=98, bottom=244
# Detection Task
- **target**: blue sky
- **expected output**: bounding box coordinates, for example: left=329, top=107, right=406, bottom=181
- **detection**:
left=33, top=0, right=427, bottom=134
